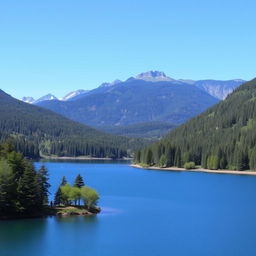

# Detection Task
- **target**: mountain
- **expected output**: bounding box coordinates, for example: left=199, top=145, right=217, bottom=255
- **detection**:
left=21, top=96, right=35, bottom=104
left=0, top=89, right=146, bottom=159
left=99, top=80, right=122, bottom=88
left=194, top=79, right=245, bottom=99
left=98, top=121, right=177, bottom=138
left=34, top=94, right=58, bottom=104
left=36, top=72, right=219, bottom=128
left=133, top=71, right=174, bottom=82
left=60, top=89, right=89, bottom=101
left=22, top=90, right=89, bottom=104
left=135, top=78, right=256, bottom=171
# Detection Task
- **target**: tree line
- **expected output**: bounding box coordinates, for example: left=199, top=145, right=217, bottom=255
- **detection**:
left=135, top=79, right=256, bottom=171
left=0, top=142, right=100, bottom=218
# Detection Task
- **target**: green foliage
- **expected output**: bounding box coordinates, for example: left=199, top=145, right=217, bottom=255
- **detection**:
left=99, top=121, right=176, bottom=139
left=0, top=143, right=50, bottom=217
left=69, top=187, right=81, bottom=204
left=135, top=79, right=256, bottom=171
left=60, top=184, right=73, bottom=205
left=37, top=165, right=50, bottom=205
left=159, top=155, right=167, bottom=167
left=249, top=148, right=256, bottom=171
left=60, top=176, right=67, bottom=186
left=74, top=174, right=84, bottom=188
left=56, top=178, right=99, bottom=209
left=0, top=160, right=15, bottom=215
left=207, top=156, right=219, bottom=170
left=80, top=186, right=99, bottom=209
left=184, top=162, right=196, bottom=169
left=54, top=187, right=62, bottom=206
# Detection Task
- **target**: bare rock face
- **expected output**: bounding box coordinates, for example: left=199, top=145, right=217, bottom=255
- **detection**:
left=134, top=71, right=174, bottom=82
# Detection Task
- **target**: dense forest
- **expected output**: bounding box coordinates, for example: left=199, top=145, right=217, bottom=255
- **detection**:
left=0, top=143, right=100, bottom=218
left=98, top=121, right=176, bottom=138
left=0, top=90, right=147, bottom=159
left=135, top=79, right=256, bottom=171
left=0, top=142, right=50, bottom=218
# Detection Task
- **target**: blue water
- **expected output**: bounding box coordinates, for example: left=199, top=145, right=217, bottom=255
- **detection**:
left=1, top=160, right=256, bottom=256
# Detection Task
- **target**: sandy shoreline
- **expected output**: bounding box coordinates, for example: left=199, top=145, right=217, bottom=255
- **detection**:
left=130, top=164, right=256, bottom=176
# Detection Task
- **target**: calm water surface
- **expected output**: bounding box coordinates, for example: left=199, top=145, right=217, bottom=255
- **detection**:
left=1, top=160, right=256, bottom=256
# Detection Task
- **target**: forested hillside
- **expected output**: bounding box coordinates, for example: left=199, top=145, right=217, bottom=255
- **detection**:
left=135, top=79, right=256, bottom=171
left=99, top=121, right=176, bottom=138
left=0, top=90, right=145, bottom=158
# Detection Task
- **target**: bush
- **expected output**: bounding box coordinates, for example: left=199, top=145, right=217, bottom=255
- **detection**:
left=184, top=162, right=196, bottom=169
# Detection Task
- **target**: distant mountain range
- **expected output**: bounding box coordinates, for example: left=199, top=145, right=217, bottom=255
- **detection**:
left=20, top=71, right=245, bottom=138
left=0, top=89, right=147, bottom=158
left=36, top=71, right=220, bottom=127
left=22, top=90, right=88, bottom=104
left=21, top=71, right=245, bottom=104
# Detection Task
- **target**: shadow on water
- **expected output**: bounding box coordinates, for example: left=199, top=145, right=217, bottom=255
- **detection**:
left=0, top=218, right=48, bottom=256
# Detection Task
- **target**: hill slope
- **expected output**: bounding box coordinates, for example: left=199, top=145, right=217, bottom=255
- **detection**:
left=135, top=79, right=256, bottom=171
left=99, top=121, right=177, bottom=138
left=37, top=78, right=219, bottom=127
left=0, top=90, right=145, bottom=158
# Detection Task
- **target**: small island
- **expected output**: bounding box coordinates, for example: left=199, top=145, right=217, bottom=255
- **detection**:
left=0, top=142, right=100, bottom=220
left=49, top=175, right=100, bottom=217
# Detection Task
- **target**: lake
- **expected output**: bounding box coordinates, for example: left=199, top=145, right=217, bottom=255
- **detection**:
left=1, top=160, right=256, bottom=256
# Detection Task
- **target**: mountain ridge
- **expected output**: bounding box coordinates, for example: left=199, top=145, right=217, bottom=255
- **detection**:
left=21, top=71, right=246, bottom=103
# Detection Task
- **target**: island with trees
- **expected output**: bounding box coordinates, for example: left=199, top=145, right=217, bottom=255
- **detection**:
left=0, top=142, right=100, bottom=220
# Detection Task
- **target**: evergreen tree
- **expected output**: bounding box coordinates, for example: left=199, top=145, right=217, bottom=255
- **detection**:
left=0, top=160, right=16, bottom=215
left=16, top=164, right=42, bottom=214
left=54, top=187, right=62, bottom=206
left=145, top=149, right=154, bottom=166
left=74, top=174, right=85, bottom=188
left=159, top=154, right=167, bottom=167
left=37, top=165, right=51, bottom=205
left=249, top=148, right=256, bottom=171
left=61, top=176, right=67, bottom=186
left=174, top=147, right=182, bottom=167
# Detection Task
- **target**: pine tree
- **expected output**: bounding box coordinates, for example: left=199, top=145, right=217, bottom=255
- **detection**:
left=145, top=149, right=153, bottom=166
left=74, top=174, right=84, bottom=188
left=16, top=164, right=42, bottom=214
left=249, top=148, right=256, bottom=171
left=174, top=147, right=182, bottom=167
left=159, top=154, right=167, bottom=167
left=37, top=165, right=51, bottom=205
left=61, top=176, right=67, bottom=186
left=74, top=174, right=84, bottom=205
left=0, top=160, right=16, bottom=215
left=54, top=187, right=62, bottom=206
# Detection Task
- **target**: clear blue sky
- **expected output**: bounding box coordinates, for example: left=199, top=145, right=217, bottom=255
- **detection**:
left=1, top=0, right=255, bottom=99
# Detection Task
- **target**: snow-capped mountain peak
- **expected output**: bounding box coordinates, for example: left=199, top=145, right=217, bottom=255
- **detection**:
left=34, top=94, right=58, bottom=104
left=60, top=90, right=88, bottom=101
left=21, top=97, right=35, bottom=104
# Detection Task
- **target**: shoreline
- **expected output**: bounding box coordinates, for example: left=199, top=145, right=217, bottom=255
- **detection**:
left=0, top=206, right=101, bottom=221
left=40, top=156, right=132, bottom=161
left=130, top=164, right=256, bottom=176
